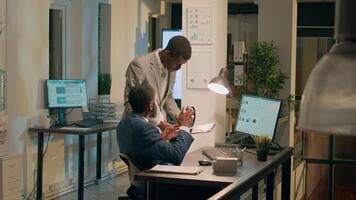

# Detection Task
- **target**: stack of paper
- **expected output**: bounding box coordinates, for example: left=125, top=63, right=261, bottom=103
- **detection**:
left=149, top=165, right=204, bottom=175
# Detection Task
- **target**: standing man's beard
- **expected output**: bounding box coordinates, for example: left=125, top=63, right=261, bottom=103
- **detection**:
left=149, top=104, right=158, bottom=118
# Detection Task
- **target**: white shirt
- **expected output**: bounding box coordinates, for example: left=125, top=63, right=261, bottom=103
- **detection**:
left=154, top=49, right=169, bottom=122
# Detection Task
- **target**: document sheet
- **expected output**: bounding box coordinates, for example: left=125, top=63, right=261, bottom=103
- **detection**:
left=149, top=165, right=204, bottom=175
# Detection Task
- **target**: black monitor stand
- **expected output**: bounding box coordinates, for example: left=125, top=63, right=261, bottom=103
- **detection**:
left=57, top=108, right=67, bottom=126
left=239, top=136, right=282, bottom=155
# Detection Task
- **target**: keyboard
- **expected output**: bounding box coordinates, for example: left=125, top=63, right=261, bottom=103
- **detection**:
left=202, top=147, right=235, bottom=160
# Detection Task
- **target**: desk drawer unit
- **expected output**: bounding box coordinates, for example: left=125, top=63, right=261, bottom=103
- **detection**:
left=0, top=154, right=21, bottom=200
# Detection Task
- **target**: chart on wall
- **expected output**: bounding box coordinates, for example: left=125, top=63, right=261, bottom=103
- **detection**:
left=187, top=7, right=213, bottom=44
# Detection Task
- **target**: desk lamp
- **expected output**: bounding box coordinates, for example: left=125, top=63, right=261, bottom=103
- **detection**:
left=297, top=0, right=356, bottom=135
left=208, top=66, right=232, bottom=133
left=208, top=67, right=231, bottom=95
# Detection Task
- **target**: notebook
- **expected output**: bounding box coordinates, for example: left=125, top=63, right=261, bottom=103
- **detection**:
left=149, top=165, right=204, bottom=175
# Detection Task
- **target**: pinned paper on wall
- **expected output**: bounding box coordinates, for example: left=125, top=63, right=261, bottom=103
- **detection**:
left=187, top=51, right=213, bottom=89
left=187, top=7, right=213, bottom=44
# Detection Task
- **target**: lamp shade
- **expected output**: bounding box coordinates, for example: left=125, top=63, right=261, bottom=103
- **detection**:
left=208, top=76, right=230, bottom=95
left=297, top=0, right=356, bottom=135
left=297, top=42, right=356, bottom=135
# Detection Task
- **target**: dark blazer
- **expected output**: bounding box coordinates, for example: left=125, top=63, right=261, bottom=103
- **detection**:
left=117, top=113, right=194, bottom=169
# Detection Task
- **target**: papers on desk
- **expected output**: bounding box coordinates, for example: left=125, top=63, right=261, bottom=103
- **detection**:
left=59, top=127, right=91, bottom=131
left=149, top=165, right=204, bottom=175
left=191, top=122, right=215, bottom=134
left=102, top=119, right=120, bottom=123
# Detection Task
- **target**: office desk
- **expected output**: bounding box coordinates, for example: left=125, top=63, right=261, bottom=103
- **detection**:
left=135, top=146, right=292, bottom=200
left=28, top=122, right=118, bottom=200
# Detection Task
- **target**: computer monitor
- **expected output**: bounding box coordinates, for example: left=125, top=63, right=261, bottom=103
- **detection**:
left=161, top=29, right=182, bottom=100
left=46, top=79, right=88, bottom=125
left=235, top=95, right=281, bottom=141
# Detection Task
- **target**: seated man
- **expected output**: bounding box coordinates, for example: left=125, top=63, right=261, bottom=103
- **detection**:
left=117, top=83, right=194, bottom=200
left=117, top=83, right=194, bottom=169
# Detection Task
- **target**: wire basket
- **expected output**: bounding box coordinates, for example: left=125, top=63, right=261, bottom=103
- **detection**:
left=84, top=96, right=119, bottom=121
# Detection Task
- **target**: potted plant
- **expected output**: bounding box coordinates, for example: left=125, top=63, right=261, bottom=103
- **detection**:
left=98, top=73, right=112, bottom=96
left=252, top=134, right=272, bottom=161
left=247, top=41, right=287, bottom=99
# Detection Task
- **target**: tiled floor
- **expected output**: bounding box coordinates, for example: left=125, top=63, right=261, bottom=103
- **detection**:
left=56, top=172, right=130, bottom=200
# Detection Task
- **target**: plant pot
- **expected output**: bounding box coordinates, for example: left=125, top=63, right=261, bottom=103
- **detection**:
left=256, top=150, right=268, bottom=161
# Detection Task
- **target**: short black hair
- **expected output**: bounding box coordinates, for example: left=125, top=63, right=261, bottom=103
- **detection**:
left=128, top=83, right=155, bottom=114
left=166, top=36, right=192, bottom=60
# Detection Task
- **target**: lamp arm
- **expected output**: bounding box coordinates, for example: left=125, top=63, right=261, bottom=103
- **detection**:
left=218, top=67, right=228, bottom=77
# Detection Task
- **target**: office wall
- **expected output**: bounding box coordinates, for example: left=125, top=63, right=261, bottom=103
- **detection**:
left=155, top=2, right=172, bottom=50
left=258, top=0, right=299, bottom=198
left=111, top=0, right=160, bottom=112
left=6, top=0, right=51, bottom=194
left=182, top=0, right=227, bottom=150
left=6, top=0, right=112, bottom=197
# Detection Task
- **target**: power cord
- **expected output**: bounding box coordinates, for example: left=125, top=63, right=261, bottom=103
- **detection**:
left=24, top=118, right=54, bottom=200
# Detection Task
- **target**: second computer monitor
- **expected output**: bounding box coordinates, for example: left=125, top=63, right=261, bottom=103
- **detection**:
left=235, top=95, right=281, bottom=140
left=47, top=79, right=88, bottom=109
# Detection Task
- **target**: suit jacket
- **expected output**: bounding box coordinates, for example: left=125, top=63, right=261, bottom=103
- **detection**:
left=123, top=50, right=181, bottom=124
left=117, top=113, right=194, bottom=169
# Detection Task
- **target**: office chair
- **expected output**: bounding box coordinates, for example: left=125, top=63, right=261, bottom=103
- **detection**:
left=118, top=153, right=146, bottom=200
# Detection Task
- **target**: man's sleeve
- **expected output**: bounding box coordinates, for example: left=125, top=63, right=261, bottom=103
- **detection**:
left=141, top=125, right=194, bottom=166
left=124, top=61, right=145, bottom=113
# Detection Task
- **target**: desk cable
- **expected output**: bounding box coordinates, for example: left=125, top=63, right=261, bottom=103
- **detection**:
left=24, top=120, right=54, bottom=200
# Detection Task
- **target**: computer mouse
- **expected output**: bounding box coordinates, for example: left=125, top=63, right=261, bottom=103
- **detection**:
left=198, top=159, right=212, bottom=166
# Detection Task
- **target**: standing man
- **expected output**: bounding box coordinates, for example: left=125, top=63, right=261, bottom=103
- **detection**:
left=123, top=36, right=192, bottom=124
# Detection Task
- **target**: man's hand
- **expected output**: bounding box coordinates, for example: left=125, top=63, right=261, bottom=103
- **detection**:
left=176, top=107, right=194, bottom=127
left=157, top=121, right=170, bottom=132
left=161, top=124, right=180, bottom=141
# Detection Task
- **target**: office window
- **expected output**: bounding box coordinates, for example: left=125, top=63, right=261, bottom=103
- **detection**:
left=49, top=8, right=65, bottom=79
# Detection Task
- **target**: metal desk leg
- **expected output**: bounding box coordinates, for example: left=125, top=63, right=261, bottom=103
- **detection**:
left=78, top=135, right=85, bottom=200
left=146, top=182, right=156, bottom=200
left=37, top=132, right=44, bottom=200
left=252, top=184, right=258, bottom=200
left=96, top=132, right=102, bottom=183
left=282, top=157, right=291, bottom=200
left=266, top=172, right=275, bottom=200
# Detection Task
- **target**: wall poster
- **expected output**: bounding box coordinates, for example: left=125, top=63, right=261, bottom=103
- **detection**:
left=187, top=51, right=213, bottom=89
left=187, top=7, right=213, bottom=44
